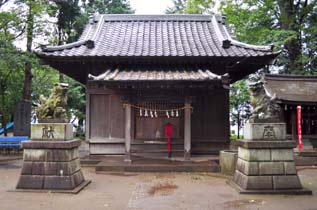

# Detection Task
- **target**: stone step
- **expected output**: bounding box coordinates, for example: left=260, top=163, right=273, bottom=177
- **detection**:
left=95, top=157, right=220, bottom=173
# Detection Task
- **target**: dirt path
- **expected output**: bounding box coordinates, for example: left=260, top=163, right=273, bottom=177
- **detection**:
left=0, top=159, right=317, bottom=210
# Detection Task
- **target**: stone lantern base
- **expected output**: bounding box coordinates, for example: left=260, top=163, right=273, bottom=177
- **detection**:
left=15, top=123, right=90, bottom=193
left=231, top=123, right=312, bottom=195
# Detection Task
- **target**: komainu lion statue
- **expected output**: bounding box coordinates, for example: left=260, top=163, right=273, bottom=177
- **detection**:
left=249, top=81, right=282, bottom=123
left=37, top=83, right=69, bottom=123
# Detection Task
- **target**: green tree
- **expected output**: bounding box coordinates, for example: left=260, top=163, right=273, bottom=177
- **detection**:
left=0, top=38, right=25, bottom=135
left=230, top=80, right=251, bottom=139
left=184, top=0, right=214, bottom=14
left=220, top=0, right=317, bottom=74
left=165, top=0, right=187, bottom=14
left=85, top=0, right=135, bottom=14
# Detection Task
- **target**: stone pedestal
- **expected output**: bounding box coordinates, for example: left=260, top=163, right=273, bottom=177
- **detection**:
left=16, top=124, right=89, bottom=193
left=31, top=123, right=73, bottom=141
left=231, top=123, right=311, bottom=194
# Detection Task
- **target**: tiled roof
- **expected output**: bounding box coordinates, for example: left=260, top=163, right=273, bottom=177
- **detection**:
left=88, top=68, right=224, bottom=82
left=38, top=14, right=275, bottom=58
left=263, top=74, right=317, bottom=103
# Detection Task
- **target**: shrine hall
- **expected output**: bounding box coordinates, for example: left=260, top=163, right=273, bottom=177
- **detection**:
left=37, top=14, right=278, bottom=161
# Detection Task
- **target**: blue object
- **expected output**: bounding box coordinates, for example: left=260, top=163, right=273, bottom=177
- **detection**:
left=0, top=136, right=28, bottom=149
left=0, top=122, right=14, bottom=135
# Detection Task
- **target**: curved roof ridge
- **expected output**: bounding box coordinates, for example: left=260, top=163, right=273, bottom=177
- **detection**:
left=100, top=14, right=215, bottom=21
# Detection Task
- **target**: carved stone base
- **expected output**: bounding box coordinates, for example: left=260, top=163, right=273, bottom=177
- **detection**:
left=244, top=123, right=286, bottom=140
left=233, top=139, right=311, bottom=194
left=16, top=140, right=86, bottom=190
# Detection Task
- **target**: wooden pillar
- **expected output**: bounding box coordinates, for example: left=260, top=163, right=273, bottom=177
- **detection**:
left=125, top=104, right=132, bottom=162
left=291, top=110, right=296, bottom=141
left=85, top=91, right=90, bottom=142
left=184, top=102, right=191, bottom=161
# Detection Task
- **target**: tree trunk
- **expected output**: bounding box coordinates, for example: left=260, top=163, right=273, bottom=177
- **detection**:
left=0, top=82, right=7, bottom=136
left=22, top=62, right=32, bottom=100
left=237, top=112, right=240, bottom=139
left=278, top=0, right=303, bottom=73
left=22, top=0, right=34, bottom=101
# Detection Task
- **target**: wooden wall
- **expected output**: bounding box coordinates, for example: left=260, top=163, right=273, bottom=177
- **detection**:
left=87, top=85, right=230, bottom=154
left=191, top=89, right=230, bottom=143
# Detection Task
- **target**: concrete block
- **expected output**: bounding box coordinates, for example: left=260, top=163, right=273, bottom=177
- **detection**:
left=234, top=170, right=273, bottom=190
left=31, top=123, right=73, bottom=141
left=16, top=175, right=44, bottom=189
left=72, top=170, right=84, bottom=186
left=236, top=140, right=297, bottom=149
left=233, top=170, right=248, bottom=189
left=245, top=176, right=273, bottom=190
left=32, top=162, right=45, bottom=175
left=21, top=162, right=33, bottom=175
left=271, top=149, right=294, bottom=161
left=238, top=147, right=271, bottom=161
left=46, top=149, right=77, bottom=161
left=273, top=175, right=302, bottom=189
left=22, top=140, right=81, bottom=149
left=259, top=162, right=284, bottom=175
left=70, top=158, right=81, bottom=174
left=236, top=158, right=258, bottom=175
left=284, top=162, right=297, bottom=175
left=45, top=159, right=81, bottom=175
left=23, top=149, right=46, bottom=161
left=244, top=123, right=286, bottom=140
left=219, top=150, right=238, bottom=175
left=44, top=176, right=75, bottom=190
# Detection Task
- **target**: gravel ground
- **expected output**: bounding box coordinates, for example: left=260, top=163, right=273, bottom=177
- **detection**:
left=0, top=159, right=317, bottom=210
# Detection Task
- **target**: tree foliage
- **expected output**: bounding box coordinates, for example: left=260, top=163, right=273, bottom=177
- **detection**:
left=0, top=0, right=135, bottom=135
left=221, top=0, right=317, bottom=75
left=85, top=0, right=135, bottom=14
left=230, top=80, right=251, bottom=138
left=165, top=0, right=187, bottom=14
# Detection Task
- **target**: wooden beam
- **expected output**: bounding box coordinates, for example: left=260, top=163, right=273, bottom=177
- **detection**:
left=184, top=102, right=191, bottom=161
left=124, top=103, right=132, bottom=162
left=85, top=92, right=90, bottom=142
left=291, top=110, right=296, bottom=141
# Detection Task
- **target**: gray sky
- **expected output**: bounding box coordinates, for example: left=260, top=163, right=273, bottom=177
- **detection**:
left=130, top=0, right=174, bottom=14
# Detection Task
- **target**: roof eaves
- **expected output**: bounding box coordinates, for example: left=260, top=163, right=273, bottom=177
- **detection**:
left=212, top=15, right=274, bottom=52
left=40, top=15, right=105, bottom=53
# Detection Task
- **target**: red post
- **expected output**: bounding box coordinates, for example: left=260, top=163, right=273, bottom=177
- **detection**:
left=165, top=123, right=173, bottom=158
left=297, top=106, right=303, bottom=150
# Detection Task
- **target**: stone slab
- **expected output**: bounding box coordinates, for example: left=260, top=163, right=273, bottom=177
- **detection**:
left=13, top=100, right=31, bottom=137
left=43, top=170, right=84, bottom=190
left=22, top=140, right=81, bottom=149
left=244, top=123, right=286, bottom=140
left=233, top=170, right=273, bottom=190
left=16, top=175, right=44, bottom=189
left=45, top=159, right=81, bottom=176
left=219, top=150, right=238, bottom=175
left=259, top=162, right=284, bottom=175
left=236, top=158, right=258, bottom=175
left=46, top=148, right=78, bottom=161
left=271, top=149, right=294, bottom=161
left=12, top=180, right=91, bottom=194
left=238, top=147, right=271, bottom=161
left=228, top=180, right=312, bottom=195
left=23, top=149, right=46, bottom=161
left=23, top=148, right=79, bottom=162
left=284, top=162, right=297, bottom=175
left=236, top=140, right=297, bottom=149
left=31, top=123, right=73, bottom=141
left=273, top=175, right=302, bottom=189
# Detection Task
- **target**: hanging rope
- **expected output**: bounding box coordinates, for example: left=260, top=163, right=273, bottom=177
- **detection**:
left=123, top=103, right=193, bottom=118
